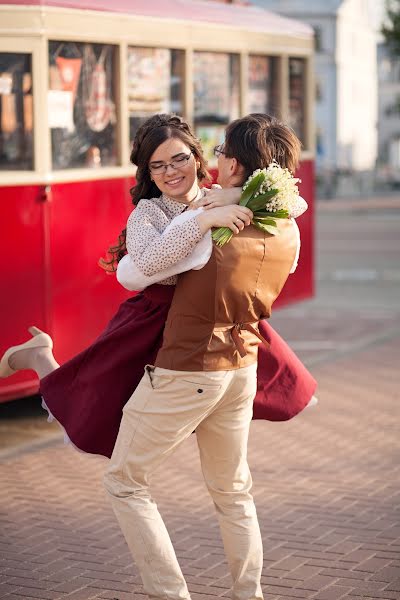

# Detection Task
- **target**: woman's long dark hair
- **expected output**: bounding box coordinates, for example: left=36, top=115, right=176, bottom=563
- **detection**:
left=99, top=114, right=211, bottom=272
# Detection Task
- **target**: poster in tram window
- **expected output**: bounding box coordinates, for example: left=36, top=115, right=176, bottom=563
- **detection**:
left=0, top=53, right=33, bottom=171
left=127, top=48, right=184, bottom=143
left=193, top=52, right=240, bottom=163
left=48, top=41, right=118, bottom=170
left=248, top=55, right=280, bottom=117
left=193, top=52, right=239, bottom=123
left=248, top=56, right=270, bottom=114
left=127, top=48, right=171, bottom=116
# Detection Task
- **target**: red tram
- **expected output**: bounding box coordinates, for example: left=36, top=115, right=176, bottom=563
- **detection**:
left=0, top=0, right=315, bottom=401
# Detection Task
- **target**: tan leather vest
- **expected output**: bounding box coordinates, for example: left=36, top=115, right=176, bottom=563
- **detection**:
left=155, top=219, right=298, bottom=371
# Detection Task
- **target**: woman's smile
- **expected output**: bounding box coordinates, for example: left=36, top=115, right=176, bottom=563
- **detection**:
left=165, top=175, right=185, bottom=187
left=149, top=138, right=199, bottom=203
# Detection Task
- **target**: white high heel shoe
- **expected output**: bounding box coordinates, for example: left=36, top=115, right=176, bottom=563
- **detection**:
left=305, top=395, right=319, bottom=408
left=0, top=326, right=53, bottom=378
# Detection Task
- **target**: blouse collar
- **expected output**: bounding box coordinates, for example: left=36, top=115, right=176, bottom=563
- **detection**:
left=161, top=187, right=203, bottom=216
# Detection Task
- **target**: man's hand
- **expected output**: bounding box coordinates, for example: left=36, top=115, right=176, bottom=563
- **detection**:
left=189, top=186, right=241, bottom=210
left=196, top=205, right=253, bottom=235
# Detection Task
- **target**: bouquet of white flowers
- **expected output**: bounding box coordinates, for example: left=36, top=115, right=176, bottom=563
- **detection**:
left=212, top=162, right=301, bottom=247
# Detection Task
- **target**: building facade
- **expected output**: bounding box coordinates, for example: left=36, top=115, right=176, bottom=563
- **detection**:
left=251, top=0, right=378, bottom=197
left=377, top=43, right=400, bottom=187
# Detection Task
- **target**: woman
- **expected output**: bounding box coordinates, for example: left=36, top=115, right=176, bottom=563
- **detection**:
left=0, top=114, right=316, bottom=458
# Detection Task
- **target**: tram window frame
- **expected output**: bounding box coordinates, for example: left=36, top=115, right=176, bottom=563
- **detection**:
left=48, top=40, right=119, bottom=170
left=0, top=52, right=34, bottom=171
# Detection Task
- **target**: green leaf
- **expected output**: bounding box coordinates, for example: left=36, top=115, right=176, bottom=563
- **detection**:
left=239, top=172, right=266, bottom=206
left=254, top=210, right=275, bottom=217
left=246, top=189, right=279, bottom=212
left=253, top=217, right=278, bottom=227
left=252, top=221, right=280, bottom=236
left=270, top=209, right=289, bottom=218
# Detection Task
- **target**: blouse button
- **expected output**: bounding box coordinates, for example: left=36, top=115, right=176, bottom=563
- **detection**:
left=197, top=388, right=203, bottom=394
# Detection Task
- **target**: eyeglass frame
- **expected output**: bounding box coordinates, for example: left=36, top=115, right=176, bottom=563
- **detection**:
left=148, top=152, right=193, bottom=175
left=213, top=144, right=226, bottom=158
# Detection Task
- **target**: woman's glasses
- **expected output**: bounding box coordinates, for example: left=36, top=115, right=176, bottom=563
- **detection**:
left=149, top=152, right=192, bottom=175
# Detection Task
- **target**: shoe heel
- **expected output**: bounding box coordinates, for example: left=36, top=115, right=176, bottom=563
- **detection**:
left=28, top=326, right=44, bottom=337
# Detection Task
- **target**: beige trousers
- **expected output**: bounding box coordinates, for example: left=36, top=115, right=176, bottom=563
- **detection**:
left=103, top=363, right=263, bottom=600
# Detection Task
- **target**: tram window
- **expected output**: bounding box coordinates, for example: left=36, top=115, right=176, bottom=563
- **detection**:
left=289, top=57, right=306, bottom=146
left=193, top=52, right=240, bottom=162
left=127, top=47, right=184, bottom=144
left=48, top=41, right=118, bottom=170
left=0, top=53, right=33, bottom=171
left=248, top=55, right=280, bottom=116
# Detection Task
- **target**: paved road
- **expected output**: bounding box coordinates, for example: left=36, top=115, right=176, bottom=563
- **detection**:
left=1, top=196, right=399, bottom=600
left=270, top=196, right=400, bottom=366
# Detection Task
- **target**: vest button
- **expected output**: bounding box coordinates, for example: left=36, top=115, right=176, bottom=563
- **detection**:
left=197, top=388, right=203, bottom=393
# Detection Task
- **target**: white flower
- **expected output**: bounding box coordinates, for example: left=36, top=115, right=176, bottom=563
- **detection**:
left=213, top=162, right=305, bottom=245
left=242, top=169, right=264, bottom=191
left=257, top=162, right=301, bottom=214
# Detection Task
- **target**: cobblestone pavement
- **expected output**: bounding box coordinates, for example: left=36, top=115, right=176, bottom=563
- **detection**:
left=0, top=335, right=399, bottom=600
left=1, top=197, right=399, bottom=600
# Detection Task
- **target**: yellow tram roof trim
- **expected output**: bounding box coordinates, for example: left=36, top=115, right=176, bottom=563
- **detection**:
left=0, top=0, right=313, bottom=39
left=0, top=6, right=314, bottom=55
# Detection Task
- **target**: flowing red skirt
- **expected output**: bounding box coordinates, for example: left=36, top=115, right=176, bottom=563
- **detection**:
left=40, top=284, right=317, bottom=458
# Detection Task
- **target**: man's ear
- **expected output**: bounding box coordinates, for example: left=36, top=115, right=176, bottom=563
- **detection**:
left=231, top=158, right=245, bottom=180
left=230, top=157, right=240, bottom=175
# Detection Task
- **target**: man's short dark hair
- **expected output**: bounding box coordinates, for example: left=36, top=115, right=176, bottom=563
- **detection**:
left=224, top=113, right=301, bottom=181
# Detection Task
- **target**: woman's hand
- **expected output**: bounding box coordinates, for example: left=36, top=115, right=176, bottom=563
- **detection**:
left=189, top=185, right=241, bottom=210
left=196, top=204, right=253, bottom=235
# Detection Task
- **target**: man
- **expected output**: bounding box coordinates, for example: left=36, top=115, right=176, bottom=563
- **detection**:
left=104, top=114, right=301, bottom=600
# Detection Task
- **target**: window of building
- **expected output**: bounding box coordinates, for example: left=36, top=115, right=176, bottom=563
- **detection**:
left=193, top=52, right=240, bottom=162
left=313, top=27, right=323, bottom=52
left=316, top=126, right=324, bottom=160
left=289, top=57, right=306, bottom=146
left=389, top=137, right=400, bottom=169
left=127, top=47, right=184, bottom=146
left=0, top=53, right=33, bottom=170
left=394, top=61, right=400, bottom=83
left=385, top=98, right=400, bottom=117
left=247, top=55, right=280, bottom=115
left=48, top=41, right=118, bottom=169
left=315, top=78, right=323, bottom=102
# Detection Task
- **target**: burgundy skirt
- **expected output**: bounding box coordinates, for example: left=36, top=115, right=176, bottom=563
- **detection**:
left=40, top=284, right=316, bottom=458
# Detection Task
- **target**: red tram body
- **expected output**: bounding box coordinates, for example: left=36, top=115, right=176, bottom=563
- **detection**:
left=0, top=0, right=315, bottom=401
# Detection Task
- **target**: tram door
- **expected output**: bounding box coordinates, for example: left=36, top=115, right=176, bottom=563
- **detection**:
left=47, top=178, right=132, bottom=364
